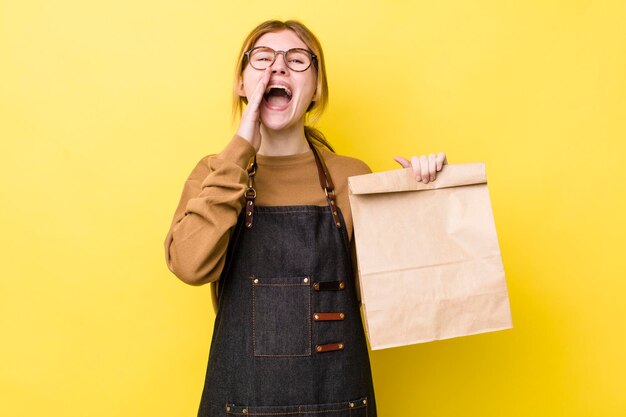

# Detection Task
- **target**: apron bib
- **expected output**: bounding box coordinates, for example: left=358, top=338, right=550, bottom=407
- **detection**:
left=198, top=144, right=376, bottom=417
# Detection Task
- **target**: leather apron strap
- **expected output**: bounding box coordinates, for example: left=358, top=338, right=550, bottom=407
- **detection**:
left=244, top=141, right=342, bottom=229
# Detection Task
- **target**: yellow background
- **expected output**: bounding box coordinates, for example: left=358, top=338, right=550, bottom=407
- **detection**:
left=2, top=0, right=625, bottom=416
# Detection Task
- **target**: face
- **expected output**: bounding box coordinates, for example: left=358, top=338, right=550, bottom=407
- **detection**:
left=238, top=30, right=318, bottom=132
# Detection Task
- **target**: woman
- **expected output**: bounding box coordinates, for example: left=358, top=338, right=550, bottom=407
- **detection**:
left=164, top=19, right=446, bottom=417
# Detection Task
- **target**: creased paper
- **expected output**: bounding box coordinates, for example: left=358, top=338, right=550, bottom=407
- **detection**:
left=348, top=163, right=513, bottom=350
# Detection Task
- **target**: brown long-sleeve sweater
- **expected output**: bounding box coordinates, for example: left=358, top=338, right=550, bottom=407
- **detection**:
left=164, top=135, right=371, bottom=307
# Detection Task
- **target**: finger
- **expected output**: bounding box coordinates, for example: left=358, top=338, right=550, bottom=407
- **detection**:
left=254, top=67, right=272, bottom=104
left=428, top=153, right=437, bottom=181
left=436, top=152, right=447, bottom=170
left=394, top=156, right=411, bottom=168
left=247, top=68, right=271, bottom=111
left=420, top=155, right=429, bottom=183
left=411, top=156, right=421, bottom=181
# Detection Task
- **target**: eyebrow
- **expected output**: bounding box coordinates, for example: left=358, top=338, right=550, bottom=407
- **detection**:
left=254, top=46, right=308, bottom=50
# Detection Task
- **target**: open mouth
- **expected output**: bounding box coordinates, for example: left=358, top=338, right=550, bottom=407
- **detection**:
left=263, top=85, right=293, bottom=108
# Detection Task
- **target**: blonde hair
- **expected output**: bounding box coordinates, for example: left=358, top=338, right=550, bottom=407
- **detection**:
left=232, top=20, right=333, bottom=151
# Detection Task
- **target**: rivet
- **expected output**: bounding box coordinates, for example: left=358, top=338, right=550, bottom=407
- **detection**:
left=248, top=201, right=252, bottom=206
left=246, top=223, right=252, bottom=228
left=331, top=200, right=335, bottom=205
left=316, top=345, right=322, bottom=352
left=242, top=409, right=248, bottom=414
left=336, top=222, right=341, bottom=227
left=363, top=399, right=367, bottom=405
left=226, top=405, right=231, bottom=412
left=339, top=282, right=345, bottom=289
left=339, top=313, right=345, bottom=319
left=314, top=314, right=319, bottom=320
left=253, top=278, right=259, bottom=284
left=349, top=402, right=354, bottom=408
left=313, top=282, right=319, bottom=290
left=333, top=211, right=337, bottom=216
left=338, top=343, right=344, bottom=349
left=303, top=277, right=308, bottom=283
left=247, top=211, right=252, bottom=216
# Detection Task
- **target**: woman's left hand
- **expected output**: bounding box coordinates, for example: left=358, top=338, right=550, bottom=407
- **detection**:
left=394, top=152, right=447, bottom=184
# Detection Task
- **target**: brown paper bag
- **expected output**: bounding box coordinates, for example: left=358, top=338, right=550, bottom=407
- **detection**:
left=348, top=163, right=512, bottom=350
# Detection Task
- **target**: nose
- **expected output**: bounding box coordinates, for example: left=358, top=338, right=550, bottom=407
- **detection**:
left=271, top=51, right=288, bottom=74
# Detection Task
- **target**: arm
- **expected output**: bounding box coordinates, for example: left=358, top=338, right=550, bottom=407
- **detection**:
left=165, top=65, right=270, bottom=286
left=164, top=136, right=255, bottom=285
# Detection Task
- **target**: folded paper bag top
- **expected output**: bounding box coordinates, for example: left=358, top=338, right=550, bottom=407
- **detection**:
left=348, top=163, right=513, bottom=350
left=349, top=162, right=487, bottom=195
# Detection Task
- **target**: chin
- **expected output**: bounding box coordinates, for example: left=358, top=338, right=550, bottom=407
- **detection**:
left=262, top=124, right=296, bottom=134
left=260, top=113, right=300, bottom=132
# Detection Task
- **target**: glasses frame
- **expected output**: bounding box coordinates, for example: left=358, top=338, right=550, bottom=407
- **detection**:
left=244, top=46, right=318, bottom=72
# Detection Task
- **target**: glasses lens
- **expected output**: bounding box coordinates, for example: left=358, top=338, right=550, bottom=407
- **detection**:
left=285, top=49, right=311, bottom=71
left=249, top=47, right=275, bottom=70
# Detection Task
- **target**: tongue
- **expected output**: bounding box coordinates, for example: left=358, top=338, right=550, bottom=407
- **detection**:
left=266, top=94, right=290, bottom=107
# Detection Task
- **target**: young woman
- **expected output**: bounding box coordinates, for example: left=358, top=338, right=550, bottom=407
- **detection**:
left=164, top=20, right=446, bottom=417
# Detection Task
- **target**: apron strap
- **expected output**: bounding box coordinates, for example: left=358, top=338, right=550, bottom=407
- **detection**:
left=245, top=140, right=342, bottom=229
left=244, top=158, right=257, bottom=229
left=307, top=141, right=342, bottom=229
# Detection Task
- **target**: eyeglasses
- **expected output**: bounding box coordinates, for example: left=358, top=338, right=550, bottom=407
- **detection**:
left=244, top=47, right=317, bottom=72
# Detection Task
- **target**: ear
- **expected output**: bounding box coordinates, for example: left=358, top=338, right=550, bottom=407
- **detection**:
left=236, top=77, right=246, bottom=98
left=307, top=87, right=320, bottom=112
left=312, top=86, right=320, bottom=102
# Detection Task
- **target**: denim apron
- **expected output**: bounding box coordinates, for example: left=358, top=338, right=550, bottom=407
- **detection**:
left=197, top=143, right=376, bottom=417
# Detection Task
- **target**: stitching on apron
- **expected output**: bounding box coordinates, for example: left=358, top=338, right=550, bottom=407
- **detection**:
left=251, top=276, right=312, bottom=357
left=254, top=284, right=308, bottom=287
left=256, top=209, right=327, bottom=214
left=252, top=275, right=256, bottom=355
left=226, top=404, right=367, bottom=415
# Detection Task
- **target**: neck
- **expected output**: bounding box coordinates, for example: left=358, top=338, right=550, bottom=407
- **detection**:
left=258, top=120, right=310, bottom=156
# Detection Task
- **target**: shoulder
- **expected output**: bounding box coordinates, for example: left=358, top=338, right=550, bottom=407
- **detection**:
left=318, top=147, right=372, bottom=178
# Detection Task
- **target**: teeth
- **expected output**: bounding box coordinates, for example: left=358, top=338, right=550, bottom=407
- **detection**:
left=265, top=84, right=292, bottom=97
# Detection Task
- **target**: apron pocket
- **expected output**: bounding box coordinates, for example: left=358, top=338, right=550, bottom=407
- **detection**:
left=225, top=396, right=368, bottom=416
left=252, top=275, right=311, bottom=357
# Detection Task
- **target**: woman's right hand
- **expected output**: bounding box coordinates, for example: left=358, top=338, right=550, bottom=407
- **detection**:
left=236, top=67, right=271, bottom=152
